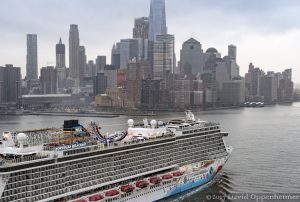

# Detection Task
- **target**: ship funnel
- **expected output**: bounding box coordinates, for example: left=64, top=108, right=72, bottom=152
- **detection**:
left=128, top=119, right=134, bottom=128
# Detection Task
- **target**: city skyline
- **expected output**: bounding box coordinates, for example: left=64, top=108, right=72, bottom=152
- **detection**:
left=0, top=0, right=300, bottom=83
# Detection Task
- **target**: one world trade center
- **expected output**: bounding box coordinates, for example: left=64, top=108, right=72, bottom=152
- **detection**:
left=148, top=0, right=167, bottom=41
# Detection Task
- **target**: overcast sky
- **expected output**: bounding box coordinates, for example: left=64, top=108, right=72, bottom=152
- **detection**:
left=0, top=0, right=300, bottom=83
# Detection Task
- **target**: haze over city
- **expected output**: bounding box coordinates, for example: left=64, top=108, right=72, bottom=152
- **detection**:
left=0, top=0, right=299, bottom=83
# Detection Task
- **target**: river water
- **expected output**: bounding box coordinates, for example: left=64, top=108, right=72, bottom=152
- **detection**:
left=1, top=103, right=300, bottom=201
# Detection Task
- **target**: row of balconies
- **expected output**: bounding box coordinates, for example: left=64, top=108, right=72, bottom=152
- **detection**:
left=174, top=143, right=226, bottom=164
left=5, top=134, right=222, bottom=193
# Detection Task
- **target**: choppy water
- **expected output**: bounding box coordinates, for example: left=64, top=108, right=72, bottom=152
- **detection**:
left=1, top=103, right=300, bottom=201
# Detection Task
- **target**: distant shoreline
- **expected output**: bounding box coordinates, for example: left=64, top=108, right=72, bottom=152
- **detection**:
left=0, top=111, right=156, bottom=118
left=1, top=103, right=299, bottom=118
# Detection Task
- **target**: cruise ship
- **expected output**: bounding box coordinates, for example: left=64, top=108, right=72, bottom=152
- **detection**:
left=0, top=111, right=232, bottom=202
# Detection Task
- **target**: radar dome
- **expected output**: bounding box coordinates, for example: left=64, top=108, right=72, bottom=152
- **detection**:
left=150, top=120, right=157, bottom=129
left=127, top=119, right=134, bottom=128
left=17, top=133, right=27, bottom=143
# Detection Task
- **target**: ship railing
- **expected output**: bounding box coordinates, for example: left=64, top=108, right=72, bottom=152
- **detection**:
left=57, top=135, right=176, bottom=157
left=175, top=122, right=220, bottom=132
left=1, top=154, right=50, bottom=166
left=102, top=135, right=174, bottom=148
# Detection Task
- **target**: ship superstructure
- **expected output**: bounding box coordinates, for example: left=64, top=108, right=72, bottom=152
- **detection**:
left=0, top=111, right=232, bottom=202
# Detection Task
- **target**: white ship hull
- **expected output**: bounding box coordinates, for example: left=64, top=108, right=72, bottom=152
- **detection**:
left=73, top=154, right=231, bottom=202
left=0, top=113, right=232, bottom=202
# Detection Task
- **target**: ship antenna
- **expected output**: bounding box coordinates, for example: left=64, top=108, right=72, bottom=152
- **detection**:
left=185, top=110, right=195, bottom=121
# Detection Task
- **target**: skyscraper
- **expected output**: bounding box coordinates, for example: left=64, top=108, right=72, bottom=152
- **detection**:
left=226, top=44, right=239, bottom=79
left=56, top=38, right=66, bottom=91
left=180, top=38, right=204, bottom=77
left=282, top=69, right=292, bottom=81
left=259, top=74, right=278, bottom=104
left=96, top=56, right=106, bottom=73
left=119, top=39, right=138, bottom=69
left=278, top=69, right=294, bottom=102
left=26, top=34, right=38, bottom=80
left=0, top=65, right=21, bottom=103
left=56, top=38, right=65, bottom=68
left=153, top=34, right=175, bottom=80
left=94, top=73, right=107, bottom=96
left=172, top=79, right=191, bottom=108
left=86, top=60, right=96, bottom=77
left=133, top=17, right=149, bottom=39
left=228, top=44, right=237, bottom=61
left=133, top=17, right=153, bottom=66
left=69, top=24, right=80, bottom=85
left=141, top=79, right=160, bottom=109
left=40, top=66, right=57, bottom=94
left=104, top=66, right=117, bottom=89
left=222, top=80, right=245, bottom=106
left=149, top=0, right=167, bottom=41
left=111, top=43, right=121, bottom=69
left=78, top=46, right=86, bottom=84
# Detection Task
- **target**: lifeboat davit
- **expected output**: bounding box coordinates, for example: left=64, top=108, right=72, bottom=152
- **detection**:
left=136, top=180, right=149, bottom=188
left=149, top=176, right=162, bottom=184
left=172, top=171, right=184, bottom=177
left=89, top=194, right=104, bottom=201
left=121, top=184, right=135, bottom=193
left=105, top=190, right=120, bottom=197
left=162, top=174, right=173, bottom=180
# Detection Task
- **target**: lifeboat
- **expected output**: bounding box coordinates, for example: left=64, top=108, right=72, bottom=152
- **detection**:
left=105, top=189, right=120, bottom=197
left=120, top=184, right=135, bottom=193
left=172, top=171, right=184, bottom=177
left=162, top=174, right=173, bottom=180
left=74, top=199, right=87, bottom=202
left=149, top=176, right=162, bottom=184
left=136, top=180, right=149, bottom=188
left=89, top=194, right=104, bottom=201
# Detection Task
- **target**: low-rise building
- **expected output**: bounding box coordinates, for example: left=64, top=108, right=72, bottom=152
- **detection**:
left=94, top=87, right=125, bottom=108
left=21, top=94, right=79, bottom=109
